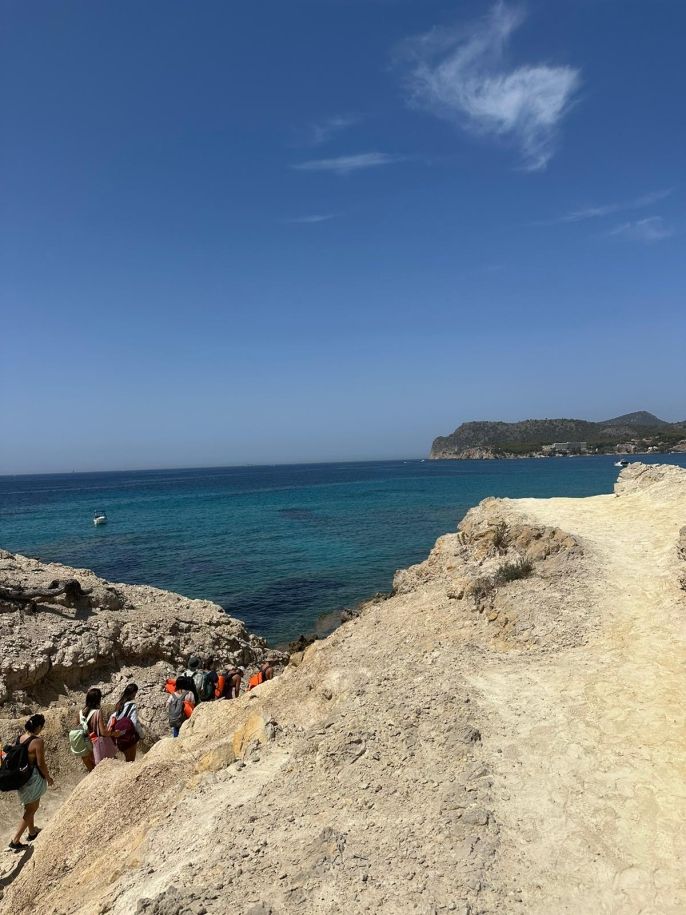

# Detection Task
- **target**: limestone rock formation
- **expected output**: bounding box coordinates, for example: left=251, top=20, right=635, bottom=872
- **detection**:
left=0, top=551, right=273, bottom=733
left=2, top=463, right=685, bottom=914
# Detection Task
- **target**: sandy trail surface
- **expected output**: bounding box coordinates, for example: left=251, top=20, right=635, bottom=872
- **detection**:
left=471, top=481, right=686, bottom=914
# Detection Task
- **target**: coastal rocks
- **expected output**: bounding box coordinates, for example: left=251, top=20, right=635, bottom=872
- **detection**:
left=0, top=551, right=273, bottom=733
left=458, top=509, right=580, bottom=564
left=393, top=502, right=580, bottom=602
left=431, top=448, right=499, bottom=460
left=613, top=461, right=686, bottom=495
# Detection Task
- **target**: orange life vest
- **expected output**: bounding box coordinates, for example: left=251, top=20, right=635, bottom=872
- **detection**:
left=215, top=674, right=226, bottom=699
left=248, top=669, right=270, bottom=690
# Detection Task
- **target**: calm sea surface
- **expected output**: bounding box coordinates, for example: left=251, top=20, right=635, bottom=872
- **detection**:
left=2, top=455, right=685, bottom=645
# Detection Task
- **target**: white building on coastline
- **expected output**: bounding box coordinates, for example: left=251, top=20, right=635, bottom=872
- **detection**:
left=542, top=442, right=589, bottom=454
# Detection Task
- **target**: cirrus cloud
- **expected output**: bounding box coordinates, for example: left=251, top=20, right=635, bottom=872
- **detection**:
left=400, top=2, right=581, bottom=171
left=284, top=214, right=336, bottom=224
left=292, top=152, right=406, bottom=176
left=607, top=216, right=674, bottom=243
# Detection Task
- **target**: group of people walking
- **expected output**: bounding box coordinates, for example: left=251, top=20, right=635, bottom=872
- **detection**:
left=4, top=682, right=143, bottom=853
left=3, top=656, right=276, bottom=853
left=166, top=655, right=274, bottom=736
left=74, top=683, right=144, bottom=770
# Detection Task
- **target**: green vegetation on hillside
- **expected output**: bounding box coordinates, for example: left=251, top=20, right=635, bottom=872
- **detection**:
left=431, top=412, right=686, bottom=458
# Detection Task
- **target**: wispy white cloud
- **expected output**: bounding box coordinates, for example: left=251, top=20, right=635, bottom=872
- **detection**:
left=553, top=188, right=674, bottom=224
left=292, top=152, right=405, bottom=175
left=400, top=1, right=580, bottom=171
left=606, top=216, right=674, bottom=243
left=284, top=214, right=335, bottom=224
left=308, top=115, right=359, bottom=146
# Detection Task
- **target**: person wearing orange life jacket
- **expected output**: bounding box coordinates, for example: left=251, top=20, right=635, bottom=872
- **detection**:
left=247, top=659, right=275, bottom=690
left=217, top=667, right=243, bottom=699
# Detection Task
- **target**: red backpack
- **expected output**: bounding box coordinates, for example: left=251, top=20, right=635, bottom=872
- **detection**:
left=109, top=702, right=138, bottom=751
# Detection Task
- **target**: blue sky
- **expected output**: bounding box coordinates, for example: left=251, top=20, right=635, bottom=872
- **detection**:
left=1, top=0, right=684, bottom=473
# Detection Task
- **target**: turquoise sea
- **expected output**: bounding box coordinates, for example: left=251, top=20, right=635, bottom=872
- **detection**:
left=2, top=455, right=685, bottom=645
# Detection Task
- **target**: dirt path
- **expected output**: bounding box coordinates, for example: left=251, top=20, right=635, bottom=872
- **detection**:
left=470, top=489, right=686, bottom=914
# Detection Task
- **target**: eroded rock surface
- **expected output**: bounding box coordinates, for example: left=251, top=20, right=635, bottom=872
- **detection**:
left=2, top=463, right=685, bottom=915
left=0, top=551, right=280, bottom=798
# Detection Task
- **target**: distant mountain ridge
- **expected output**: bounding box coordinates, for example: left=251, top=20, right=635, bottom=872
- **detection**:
left=430, top=411, right=686, bottom=459
left=601, top=411, right=671, bottom=428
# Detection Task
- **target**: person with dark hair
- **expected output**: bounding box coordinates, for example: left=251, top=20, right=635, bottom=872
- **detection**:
left=224, top=666, right=244, bottom=699
left=81, top=687, right=118, bottom=766
left=184, top=656, right=205, bottom=702
left=9, top=714, right=53, bottom=852
left=248, top=658, right=276, bottom=690
left=108, top=683, right=143, bottom=762
left=200, top=658, right=218, bottom=702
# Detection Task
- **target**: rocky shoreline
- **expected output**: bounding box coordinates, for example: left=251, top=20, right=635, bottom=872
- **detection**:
left=430, top=447, right=686, bottom=460
left=2, top=463, right=685, bottom=914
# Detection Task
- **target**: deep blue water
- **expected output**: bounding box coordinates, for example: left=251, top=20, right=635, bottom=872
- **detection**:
left=2, top=455, right=685, bottom=645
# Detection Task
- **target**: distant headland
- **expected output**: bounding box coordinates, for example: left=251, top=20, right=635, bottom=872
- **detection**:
left=430, top=411, right=686, bottom=460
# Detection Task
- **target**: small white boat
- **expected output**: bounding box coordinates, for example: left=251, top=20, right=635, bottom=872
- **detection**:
left=93, top=510, right=108, bottom=526
left=614, top=460, right=629, bottom=468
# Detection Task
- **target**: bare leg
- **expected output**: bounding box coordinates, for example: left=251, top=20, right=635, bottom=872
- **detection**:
left=81, top=753, right=95, bottom=772
left=124, top=745, right=137, bottom=762
left=12, top=801, right=39, bottom=844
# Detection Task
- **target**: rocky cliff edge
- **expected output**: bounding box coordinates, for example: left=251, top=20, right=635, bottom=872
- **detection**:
left=2, top=463, right=685, bottom=914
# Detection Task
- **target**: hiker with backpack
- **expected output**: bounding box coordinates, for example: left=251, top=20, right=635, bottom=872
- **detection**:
left=199, top=658, right=218, bottom=703
left=82, top=687, right=119, bottom=766
left=5, top=714, right=53, bottom=852
left=184, top=656, right=204, bottom=704
left=108, top=683, right=143, bottom=762
left=167, top=679, right=195, bottom=737
left=69, top=702, right=97, bottom=771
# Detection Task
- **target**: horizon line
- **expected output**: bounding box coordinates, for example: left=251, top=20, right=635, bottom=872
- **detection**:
left=0, top=456, right=429, bottom=479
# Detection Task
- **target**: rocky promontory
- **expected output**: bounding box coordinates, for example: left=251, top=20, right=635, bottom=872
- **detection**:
left=2, top=463, right=685, bottom=914
left=430, top=411, right=686, bottom=459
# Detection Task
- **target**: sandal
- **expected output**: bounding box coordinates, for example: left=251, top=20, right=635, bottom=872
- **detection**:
left=27, top=829, right=42, bottom=841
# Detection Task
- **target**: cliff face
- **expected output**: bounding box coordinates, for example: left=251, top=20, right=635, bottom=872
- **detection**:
left=2, top=464, right=685, bottom=914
